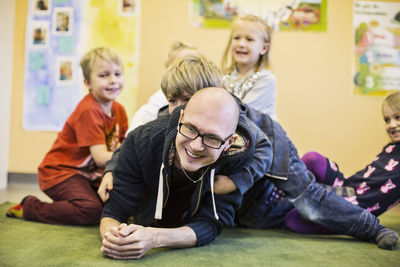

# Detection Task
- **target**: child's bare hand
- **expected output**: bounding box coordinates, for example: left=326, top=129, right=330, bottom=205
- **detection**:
left=214, top=175, right=237, bottom=194
left=98, top=172, right=114, bottom=202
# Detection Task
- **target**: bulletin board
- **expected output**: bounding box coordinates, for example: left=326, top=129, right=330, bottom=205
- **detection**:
left=23, top=0, right=140, bottom=131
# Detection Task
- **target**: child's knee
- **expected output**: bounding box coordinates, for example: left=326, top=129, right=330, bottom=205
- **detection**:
left=75, top=199, right=103, bottom=225
left=301, top=151, right=324, bottom=166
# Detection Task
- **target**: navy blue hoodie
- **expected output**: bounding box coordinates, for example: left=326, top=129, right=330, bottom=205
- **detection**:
left=101, top=106, right=271, bottom=246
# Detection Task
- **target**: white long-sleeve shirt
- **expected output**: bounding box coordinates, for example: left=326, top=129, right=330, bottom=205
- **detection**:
left=127, top=89, right=168, bottom=133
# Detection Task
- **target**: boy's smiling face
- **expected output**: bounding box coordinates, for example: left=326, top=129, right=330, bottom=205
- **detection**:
left=85, top=59, right=124, bottom=105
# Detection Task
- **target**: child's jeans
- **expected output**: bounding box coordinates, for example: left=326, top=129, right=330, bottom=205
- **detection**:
left=273, top=140, right=381, bottom=242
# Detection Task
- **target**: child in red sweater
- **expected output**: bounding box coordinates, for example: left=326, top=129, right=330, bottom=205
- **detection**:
left=7, top=47, right=128, bottom=225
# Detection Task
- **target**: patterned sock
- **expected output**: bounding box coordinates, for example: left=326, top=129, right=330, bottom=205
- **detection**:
left=375, top=226, right=398, bottom=250
left=6, top=203, right=23, bottom=218
left=301, top=152, right=327, bottom=183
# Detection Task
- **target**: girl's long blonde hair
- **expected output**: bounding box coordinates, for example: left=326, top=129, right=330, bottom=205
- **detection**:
left=221, top=14, right=272, bottom=74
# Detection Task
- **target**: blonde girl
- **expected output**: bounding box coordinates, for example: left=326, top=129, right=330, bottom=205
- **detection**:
left=221, top=14, right=277, bottom=120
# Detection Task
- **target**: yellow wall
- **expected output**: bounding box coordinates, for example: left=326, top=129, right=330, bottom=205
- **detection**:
left=9, top=0, right=393, bottom=175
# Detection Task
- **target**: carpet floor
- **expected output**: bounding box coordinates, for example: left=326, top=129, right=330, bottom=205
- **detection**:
left=0, top=202, right=399, bottom=266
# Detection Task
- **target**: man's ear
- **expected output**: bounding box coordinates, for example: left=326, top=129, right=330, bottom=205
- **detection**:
left=222, top=135, right=237, bottom=152
left=177, top=109, right=184, bottom=130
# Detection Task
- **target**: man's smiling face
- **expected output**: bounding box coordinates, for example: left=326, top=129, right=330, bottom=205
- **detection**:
left=174, top=88, right=237, bottom=172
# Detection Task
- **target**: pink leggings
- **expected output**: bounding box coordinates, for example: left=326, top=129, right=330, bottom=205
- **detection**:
left=23, top=175, right=103, bottom=225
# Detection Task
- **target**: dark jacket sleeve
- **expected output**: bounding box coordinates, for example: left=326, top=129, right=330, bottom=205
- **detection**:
left=103, top=147, right=120, bottom=175
left=101, top=121, right=166, bottom=223
left=185, top=189, right=243, bottom=246
left=101, top=131, right=145, bottom=222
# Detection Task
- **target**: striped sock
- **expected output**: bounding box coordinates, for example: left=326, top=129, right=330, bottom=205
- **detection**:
left=375, top=226, right=398, bottom=250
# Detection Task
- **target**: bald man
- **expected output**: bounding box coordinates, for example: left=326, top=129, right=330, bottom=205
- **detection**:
left=99, top=87, right=268, bottom=259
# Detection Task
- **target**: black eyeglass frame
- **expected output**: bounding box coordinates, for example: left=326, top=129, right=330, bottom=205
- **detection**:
left=178, top=122, right=232, bottom=149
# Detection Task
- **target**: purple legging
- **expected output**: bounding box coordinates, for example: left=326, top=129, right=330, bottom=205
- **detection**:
left=285, top=151, right=334, bottom=234
left=301, top=151, right=327, bottom=183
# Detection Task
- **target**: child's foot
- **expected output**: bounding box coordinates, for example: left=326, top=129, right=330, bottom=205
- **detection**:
left=6, top=196, right=31, bottom=219
left=6, top=203, right=23, bottom=218
left=375, top=226, right=398, bottom=250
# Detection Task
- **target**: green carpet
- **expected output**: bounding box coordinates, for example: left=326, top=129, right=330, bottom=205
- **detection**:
left=0, top=202, right=399, bottom=266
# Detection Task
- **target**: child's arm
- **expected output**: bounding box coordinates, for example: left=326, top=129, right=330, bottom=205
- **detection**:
left=89, top=144, right=116, bottom=167
left=98, top=172, right=113, bottom=202
left=215, top=118, right=272, bottom=195
left=98, top=147, right=121, bottom=202
left=214, top=175, right=237, bottom=194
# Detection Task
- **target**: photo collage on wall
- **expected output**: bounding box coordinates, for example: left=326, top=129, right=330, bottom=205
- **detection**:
left=24, top=0, right=140, bottom=131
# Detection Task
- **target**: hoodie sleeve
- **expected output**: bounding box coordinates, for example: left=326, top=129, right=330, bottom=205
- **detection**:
left=103, top=147, right=121, bottom=175
left=228, top=120, right=272, bottom=194
left=185, top=190, right=242, bottom=246
left=101, top=130, right=147, bottom=223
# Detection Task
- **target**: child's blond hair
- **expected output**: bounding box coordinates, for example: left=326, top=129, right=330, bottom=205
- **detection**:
left=161, top=55, right=222, bottom=99
left=383, top=91, right=400, bottom=112
left=221, top=14, right=272, bottom=74
left=80, top=47, right=122, bottom=82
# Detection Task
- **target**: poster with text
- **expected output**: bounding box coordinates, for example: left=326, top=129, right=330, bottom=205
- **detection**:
left=24, top=0, right=140, bottom=131
left=353, top=1, right=400, bottom=96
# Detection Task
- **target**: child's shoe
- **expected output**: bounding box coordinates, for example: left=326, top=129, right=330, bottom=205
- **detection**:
left=6, top=196, right=31, bottom=219
left=6, top=203, right=23, bottom=218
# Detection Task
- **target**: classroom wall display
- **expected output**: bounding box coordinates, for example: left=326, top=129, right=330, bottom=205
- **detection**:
left=188, top=0, right=327, bottom=31
left=280, top=0, right=327, bottom=31
left=23, top=0, right=140, bottom=131
left=353, top=1, right=400, bottom=96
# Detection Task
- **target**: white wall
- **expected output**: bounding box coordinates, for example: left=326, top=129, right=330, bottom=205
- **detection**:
left=0, top=0, right=15, bottom=189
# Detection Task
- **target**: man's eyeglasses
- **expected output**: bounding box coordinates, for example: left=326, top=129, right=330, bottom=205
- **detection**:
left=178, top=123, right=232, bottom=149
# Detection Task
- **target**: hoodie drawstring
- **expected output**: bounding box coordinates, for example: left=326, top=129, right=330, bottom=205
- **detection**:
left=210, top=168, right=219, bottom=220
left=155, top=164, right=219, bottom=221
left=154, top=163, right=164, bottom=220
